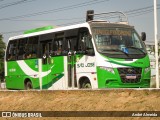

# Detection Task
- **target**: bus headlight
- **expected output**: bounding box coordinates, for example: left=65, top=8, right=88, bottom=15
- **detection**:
left=99, top=66, right=115, bottom=74
left=144, top=67, right=150, bottom=73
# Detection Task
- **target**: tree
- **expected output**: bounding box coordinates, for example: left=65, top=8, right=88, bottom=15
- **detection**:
left=0, top=34, right=6, bottom=82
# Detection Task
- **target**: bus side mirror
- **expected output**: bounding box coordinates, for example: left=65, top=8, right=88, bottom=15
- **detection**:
left=141, top=32, right=146, bottom=41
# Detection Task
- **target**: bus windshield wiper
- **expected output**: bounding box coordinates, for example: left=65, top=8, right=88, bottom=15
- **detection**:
left=101, top=49, right=129, bottom=56
left=126, top=46, right=146, bottom=55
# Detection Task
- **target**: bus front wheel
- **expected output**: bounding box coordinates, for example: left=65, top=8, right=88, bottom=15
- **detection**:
left=25, top=81, right=33, bottom=90
left=81, top=79, right=92, bottom=89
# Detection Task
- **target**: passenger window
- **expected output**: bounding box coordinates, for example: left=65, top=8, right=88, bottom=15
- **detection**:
left=79, top=28, right=94, bottom=54
left=17, top=38, right=27, bottom=60
left=52, top=39, right=63, bottom=56
left=66, top=37, right=78, bottom=51
left=85, top=35, right=93, bottom=50
left=7, top=40, right=18, bottom=61
left=25, top=36, right=39, bottom=59
left=52, top=33, right=64, bottom=56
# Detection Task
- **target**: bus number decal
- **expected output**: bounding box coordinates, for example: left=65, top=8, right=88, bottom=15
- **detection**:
left=77, top=63, right=95, bottom=68
left=9, top=68, right=16, bottom=72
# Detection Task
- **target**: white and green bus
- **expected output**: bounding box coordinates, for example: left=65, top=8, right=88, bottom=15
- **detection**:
left=5, top=11, right=151, bottom=90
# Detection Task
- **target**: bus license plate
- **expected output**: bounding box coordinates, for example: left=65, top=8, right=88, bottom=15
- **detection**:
left=126, top=74, right=136, bottom=79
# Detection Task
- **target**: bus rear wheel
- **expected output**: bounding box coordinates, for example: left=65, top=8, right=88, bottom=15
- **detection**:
left=25, top=81, right=33, bottom=90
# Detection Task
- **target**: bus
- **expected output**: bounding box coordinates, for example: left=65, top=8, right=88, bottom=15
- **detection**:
left=5, top=11, right=151, bottom=90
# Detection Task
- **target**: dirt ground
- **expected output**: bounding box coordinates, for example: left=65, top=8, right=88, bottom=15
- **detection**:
left=0, top=89, right=160, bottom=120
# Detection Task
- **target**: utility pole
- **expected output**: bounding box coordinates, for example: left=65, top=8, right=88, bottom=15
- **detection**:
left=154, top=0, right=159, bottom=88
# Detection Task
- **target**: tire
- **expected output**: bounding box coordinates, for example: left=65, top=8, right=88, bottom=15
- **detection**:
left=81, top=80, right=92, bottom=89
left=25, top=81, right=33, bottom=90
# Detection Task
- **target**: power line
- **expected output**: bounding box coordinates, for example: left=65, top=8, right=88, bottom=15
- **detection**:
left=126, top=4, right=160, bottom=16
left=0, top=0, right=36, bottom=10
left=0, top=0, right=109, bottom=21
left=94, top=4, right=160, bottom=20
left=1, top=29, right=26, bottom=34
left=1, top=20, right=84, bottom=34
left=7, top=17, right=84, bottom=22
left=11, top=4, right=159, bottom=22
left=126, top=4, right=160, bottom=14
left=1, top=3, right=160, bottom=35
left=128, top=7, right=160, bottom=18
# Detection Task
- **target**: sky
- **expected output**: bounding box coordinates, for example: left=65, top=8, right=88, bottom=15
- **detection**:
left=0, top=0, right=159, bottom=43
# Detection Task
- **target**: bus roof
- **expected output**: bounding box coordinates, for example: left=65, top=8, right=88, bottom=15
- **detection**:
left=23, top=25, right=54, bottom=34
left=8, top=21, right=133, bottom=41
left=9, top=22, right=90, bottom=40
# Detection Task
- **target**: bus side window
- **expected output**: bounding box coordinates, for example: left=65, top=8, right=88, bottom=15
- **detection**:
left=64, top=28, right=79, bottom=52
left=78, top=28, right=94, bottom=54
left=17, top=38, right=27, bottom=60
left=52, top=39, right=63, bottom=56
left=7, top=40, right=18, bottom=61
left=66, top=37, right=78, bottom=51
left=25, top=36, right=39, bottom=59
left=85, top=35, right=93, bottom=50
left=52, top=32, right=64, bottom=56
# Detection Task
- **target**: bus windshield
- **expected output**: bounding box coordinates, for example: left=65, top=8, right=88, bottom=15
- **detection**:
left=92, top=27, right=147, bottom=59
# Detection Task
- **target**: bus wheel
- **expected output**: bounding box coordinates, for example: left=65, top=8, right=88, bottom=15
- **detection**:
left=81, top=80, right=92, bottom=89
left=25, top=81, right=33, bottom=90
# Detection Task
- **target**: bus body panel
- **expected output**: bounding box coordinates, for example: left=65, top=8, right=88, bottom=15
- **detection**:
left=6, top=59, right=40, bottom=89
left=45, top=56, right=65, bottom=90
left=76, top=55, right=98, bottom=89
left=96, top=53, right=150, bottom=88
left=41, top=56, right=64, bottom=89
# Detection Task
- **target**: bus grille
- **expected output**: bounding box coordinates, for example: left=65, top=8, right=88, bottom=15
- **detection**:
left=117, top=67, right=142, bottom=83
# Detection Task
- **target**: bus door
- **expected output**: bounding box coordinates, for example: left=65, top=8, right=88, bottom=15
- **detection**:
left=40, top=40, right=52, bottom=89
left=66, top=38, right=78, bottom=89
